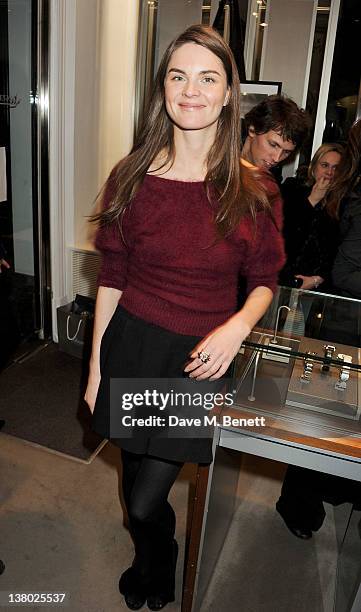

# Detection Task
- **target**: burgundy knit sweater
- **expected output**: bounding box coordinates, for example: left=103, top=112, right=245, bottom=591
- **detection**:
left=95, top=173, right=285, bottom=336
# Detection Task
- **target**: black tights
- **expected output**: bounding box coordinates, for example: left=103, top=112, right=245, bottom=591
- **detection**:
left=121, top=449, right=183, bottom=582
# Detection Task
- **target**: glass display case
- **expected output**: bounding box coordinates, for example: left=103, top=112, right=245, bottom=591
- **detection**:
left=231, top=286, right=361, bottom=439
left=184, top=288, right=361, bottom=612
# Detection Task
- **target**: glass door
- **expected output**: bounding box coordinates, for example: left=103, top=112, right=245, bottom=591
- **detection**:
left=0, top=0, right=50, bottom=369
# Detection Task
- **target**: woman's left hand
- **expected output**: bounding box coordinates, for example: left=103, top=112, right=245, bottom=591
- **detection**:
left=184, top=317, right=251, bottom=380
left=295, top=274, right=324, bottom=290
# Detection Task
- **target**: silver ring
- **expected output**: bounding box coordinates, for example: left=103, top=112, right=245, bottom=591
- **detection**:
left=198, top=350, right=211, bottom=364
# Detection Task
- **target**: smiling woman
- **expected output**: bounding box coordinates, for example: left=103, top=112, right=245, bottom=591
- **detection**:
left=85, top=24, right=285, bottom=611
left=164, top=43, right=230, bottom=135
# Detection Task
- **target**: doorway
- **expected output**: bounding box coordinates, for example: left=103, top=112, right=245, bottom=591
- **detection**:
left=0, top=0, right=50, bottom=370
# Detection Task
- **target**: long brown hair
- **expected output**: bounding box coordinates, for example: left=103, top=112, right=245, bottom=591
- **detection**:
left=92, top=25, right=269, bottom=236
left=325, top=120, right=361, bottom=219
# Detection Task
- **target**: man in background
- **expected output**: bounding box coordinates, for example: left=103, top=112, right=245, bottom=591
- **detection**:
left=242, top=95, right=310, bottom=181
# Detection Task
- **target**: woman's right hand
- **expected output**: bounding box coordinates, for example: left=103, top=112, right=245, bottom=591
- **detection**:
left=84, top=371, right=101, bottom=414
left=308, top=176, right=330, bottom=206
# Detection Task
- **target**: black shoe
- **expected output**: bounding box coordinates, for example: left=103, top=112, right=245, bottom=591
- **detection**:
left=119, top=567, right=147, bottom=610
left=276, top=500, right=312, bottom=540
left=147, top=540, right=178, bottom=611
left=147, top=593, right=175, bottom=611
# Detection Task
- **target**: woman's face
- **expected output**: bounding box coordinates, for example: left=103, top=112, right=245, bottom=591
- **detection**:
left=313, top=151, right=341, bottom=183
left=164, top=43, right=230, bottom=133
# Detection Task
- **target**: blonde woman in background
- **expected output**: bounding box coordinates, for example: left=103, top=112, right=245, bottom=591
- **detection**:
left=279, top=142, right=343, bottom=292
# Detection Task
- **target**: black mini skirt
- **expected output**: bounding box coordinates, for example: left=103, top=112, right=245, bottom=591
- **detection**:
left=92, top=305, right=215, bottom=464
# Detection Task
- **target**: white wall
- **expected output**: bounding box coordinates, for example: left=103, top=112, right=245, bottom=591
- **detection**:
left=73, top=0, right=101, bottom=251
left=97, top=0, right=139, bottom=185
left=258, top=0, right=316, bottom=178
left=73, top=0, right=139, bottom=251
left=260, top=0, right=315, bottom=106
left=49, top=0, right=139, bottom=338
left=155, top=0, right=204, bottom=70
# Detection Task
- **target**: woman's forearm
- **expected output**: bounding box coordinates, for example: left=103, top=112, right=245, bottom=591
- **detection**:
left=89, top=286, right=122, bottom=376
left=231, top=285, right=274, bottom=334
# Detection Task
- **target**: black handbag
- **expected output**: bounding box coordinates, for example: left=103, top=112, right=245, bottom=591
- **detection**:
left=56, top=294, right=95, bottom=359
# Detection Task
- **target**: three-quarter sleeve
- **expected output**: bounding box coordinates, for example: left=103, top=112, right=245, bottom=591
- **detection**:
left=94, top=172, right=129, bottom=291
left=95, top=220, right=129, bottom=291
left=245, top=186, right=286, bottom=295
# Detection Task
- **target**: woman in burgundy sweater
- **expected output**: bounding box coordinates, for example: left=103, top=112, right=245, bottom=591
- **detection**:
left=85, top=25, right=284, bottom=611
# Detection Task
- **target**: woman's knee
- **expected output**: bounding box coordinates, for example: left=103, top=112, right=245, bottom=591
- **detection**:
left=127, top=497, right=156, bottom=525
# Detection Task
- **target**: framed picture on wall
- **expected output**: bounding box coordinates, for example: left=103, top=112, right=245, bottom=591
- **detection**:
left=239, top=81, right=282, bottom=118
